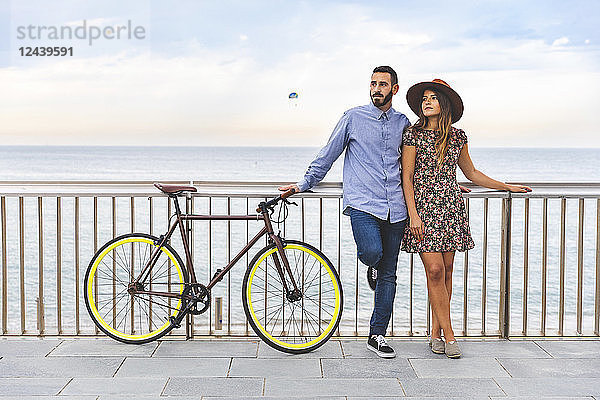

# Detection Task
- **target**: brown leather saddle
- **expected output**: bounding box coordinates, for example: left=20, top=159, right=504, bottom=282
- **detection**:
left=153, top=182, right=197, bottom=196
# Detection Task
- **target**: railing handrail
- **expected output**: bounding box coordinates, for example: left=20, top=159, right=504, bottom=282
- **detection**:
left=0, top=181, right=599, bottom=198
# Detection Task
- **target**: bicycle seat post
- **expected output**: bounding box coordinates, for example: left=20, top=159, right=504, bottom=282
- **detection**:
left=171, top=194, right=183, bottom=216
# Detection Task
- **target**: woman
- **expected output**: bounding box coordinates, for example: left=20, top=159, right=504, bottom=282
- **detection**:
left=401, top=79, right=531, bottom=358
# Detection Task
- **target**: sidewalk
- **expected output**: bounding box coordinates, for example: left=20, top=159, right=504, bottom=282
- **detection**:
left=0, top=337, right=599, bottom=399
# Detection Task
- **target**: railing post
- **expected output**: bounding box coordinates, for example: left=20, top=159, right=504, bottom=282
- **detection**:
left=1, top=197, right=6, bottom=334
left=499, top=196, right=512, bottom=338
left=19, top=197, right=25, bottom=334
left=185, top=193, right=193, bottom=339
left=37, top=197, right=45, bottom=335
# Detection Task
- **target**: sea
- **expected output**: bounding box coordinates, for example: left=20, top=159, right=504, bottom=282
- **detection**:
left=0, top=146, right=599, bottom=336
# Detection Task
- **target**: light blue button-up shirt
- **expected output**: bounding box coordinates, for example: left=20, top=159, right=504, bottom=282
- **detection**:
left=297, top=102, right=410, bottom=223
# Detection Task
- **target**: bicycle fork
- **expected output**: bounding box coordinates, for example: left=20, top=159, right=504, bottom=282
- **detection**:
left=269, top=233, right=302, bottom=302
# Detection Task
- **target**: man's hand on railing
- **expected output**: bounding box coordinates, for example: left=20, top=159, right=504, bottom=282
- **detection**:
left=278, top=184, right=300, bottom=193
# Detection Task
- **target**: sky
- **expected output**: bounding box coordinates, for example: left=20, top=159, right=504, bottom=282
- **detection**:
left=0, top=0, right=598, bottom=147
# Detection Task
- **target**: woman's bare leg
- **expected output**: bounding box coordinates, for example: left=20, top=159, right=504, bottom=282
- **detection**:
left=430, top=252, right=455, bottom=339
left=421, top=252, right=456, bottom=342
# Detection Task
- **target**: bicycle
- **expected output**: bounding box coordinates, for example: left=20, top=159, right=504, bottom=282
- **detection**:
left=84, top=183, right=343, bottom=354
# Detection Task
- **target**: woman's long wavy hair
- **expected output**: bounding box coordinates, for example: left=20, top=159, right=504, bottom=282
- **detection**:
left=412, top=88, right=453, bottom=167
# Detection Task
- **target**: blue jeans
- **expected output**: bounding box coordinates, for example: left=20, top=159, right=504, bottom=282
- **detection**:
left=349, top=208, right=406, bottom=336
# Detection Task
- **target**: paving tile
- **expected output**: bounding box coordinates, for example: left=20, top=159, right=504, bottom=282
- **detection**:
left=400, top=378, right=505, bottom=397
left=49, top=339, right=157, bottom=357
left=257, top=340, right=343, bottom=358
left=0, top=377, right=69, bottom=396
left=490, top=397, right=595, bottom=400
left=154, top=340, right=258, bottom=358
left=0, top=396, right=97, bottom=400
left=499, top=358, right=600, bottom=377
left=0, top=356, right=123, bottom=377
left=164, top=377, right=263, bottom=396
left=115, top=356, right=230, bottom=377
left=61, top=377, right=167, bottom=395
left=341, top=339, right=437, bottom=359
left=322, top=357, right=416, bottom=378
left=265, top=378, right=404, bottom=397
left=100, top=397, right=199, bottom=400
left=0, top=339, right=62, bottom=357
left=229, top=358, right=321, bottom=378
left=202, top=397, right=346, bottom=400
left=350, top=397, right=489, bottom=400
left=459, top=339, right=551, bottom=358
left=534, top=340, right=600, bottom=358
left=495, top=377, right=600, bottom=396
left=409, top=358, right=510, bottom=378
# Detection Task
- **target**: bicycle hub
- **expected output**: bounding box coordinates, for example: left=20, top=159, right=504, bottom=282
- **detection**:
left=286, top=288, right=302, bottom=302
left=127, top=282, right=144, bottom=294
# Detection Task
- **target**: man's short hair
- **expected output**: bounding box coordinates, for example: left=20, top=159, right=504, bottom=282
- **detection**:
left=372, top=66, right=398, bottom=87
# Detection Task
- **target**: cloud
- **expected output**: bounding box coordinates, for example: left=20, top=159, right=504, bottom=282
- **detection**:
left=0, top=1, right=598, bottom=147
left=552, top=36, right=569, bottom=46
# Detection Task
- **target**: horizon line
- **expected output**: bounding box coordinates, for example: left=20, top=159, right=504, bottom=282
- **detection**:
left=1, top=144, right=599, bottom=150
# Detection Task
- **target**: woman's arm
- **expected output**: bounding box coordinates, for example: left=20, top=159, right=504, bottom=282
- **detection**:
left=458, top=144, right=532, bottom=192
left=402, top=145, right=424, bottom=241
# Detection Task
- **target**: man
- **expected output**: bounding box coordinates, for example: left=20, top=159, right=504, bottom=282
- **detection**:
left=279, top=66, right=409, bottom=358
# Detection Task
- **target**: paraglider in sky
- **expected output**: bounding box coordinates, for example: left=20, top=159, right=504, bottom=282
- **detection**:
left=288, top=92, right=299, bottom=107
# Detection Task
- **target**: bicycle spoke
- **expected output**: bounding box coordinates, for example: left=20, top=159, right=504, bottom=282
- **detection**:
left=267, top=306, right=283, bottom=336
left=113, top=295, right=133, bottom=331
left=136, top=294, right=181, bottom=311
left=115, top=245, right=133, bottom=279
left=96, top=263, right=130, bottom=287
left=96, top=290, right=129, bottom=312
left=134, top=296, right=163, bottom=332
left=147, top=257, right=171, bottom=282
left=140, top=242, right=150, bottom=270
left=252, top=263, right=283, bottom=285
left=304, top=296, right=334, bottom=318
left=97, top=293, right=129, bottom=319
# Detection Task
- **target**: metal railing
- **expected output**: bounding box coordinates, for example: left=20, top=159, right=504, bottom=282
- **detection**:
left=0, top=181, right=599, bottom=338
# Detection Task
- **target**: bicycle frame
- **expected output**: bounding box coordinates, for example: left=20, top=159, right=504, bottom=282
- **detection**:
left=130, top=195, right=299, bottom=299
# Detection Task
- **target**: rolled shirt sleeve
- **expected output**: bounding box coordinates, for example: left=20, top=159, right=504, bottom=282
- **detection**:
left=296, top=112, right=350, bottom=192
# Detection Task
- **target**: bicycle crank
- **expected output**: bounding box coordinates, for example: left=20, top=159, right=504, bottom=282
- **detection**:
left=189, top=283, right=211, bottom=315
left=168, top=284, right=211, bottom=328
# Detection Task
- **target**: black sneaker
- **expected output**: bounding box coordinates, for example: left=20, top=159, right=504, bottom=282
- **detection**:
left=367, top=266, right=377, bottom=291
left=366, top=334, right=395, bottom=358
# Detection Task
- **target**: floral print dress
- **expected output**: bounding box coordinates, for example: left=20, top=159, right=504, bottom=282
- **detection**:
left=401, top=126, right=475, bottom=253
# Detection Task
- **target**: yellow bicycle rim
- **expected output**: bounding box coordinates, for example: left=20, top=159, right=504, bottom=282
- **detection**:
left=246, top=244, right=341, bottom=349
left=87, top=237, right=184, bottom=341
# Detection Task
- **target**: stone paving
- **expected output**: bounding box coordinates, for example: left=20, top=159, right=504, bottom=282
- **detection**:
left=0, top=337, right=599, bottom=399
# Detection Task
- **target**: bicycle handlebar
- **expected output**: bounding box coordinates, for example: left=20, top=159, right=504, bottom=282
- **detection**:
left=256, top=188, right=297, bottom=213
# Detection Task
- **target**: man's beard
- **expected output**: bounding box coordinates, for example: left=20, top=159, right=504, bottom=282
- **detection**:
left=371, top=91, right=393, bottom=107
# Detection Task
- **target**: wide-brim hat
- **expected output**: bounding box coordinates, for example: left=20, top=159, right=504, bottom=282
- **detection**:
left=406, top=78, right=464, bottom=123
